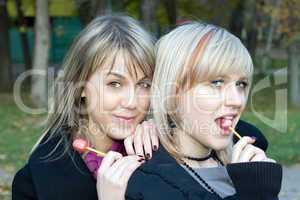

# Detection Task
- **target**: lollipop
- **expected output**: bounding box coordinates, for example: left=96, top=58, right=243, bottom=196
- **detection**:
left=229, top=127, right=242, bottom=140
left=72, top=138, right=106, bottom=157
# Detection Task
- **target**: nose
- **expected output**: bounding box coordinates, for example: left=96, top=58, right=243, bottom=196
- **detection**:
left=224, top=83, right=244, bottom=108
left=121, top=86, right=138, bottom=110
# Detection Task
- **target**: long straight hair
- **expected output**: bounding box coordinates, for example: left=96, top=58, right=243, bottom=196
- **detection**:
left=31, top=15, right=155, bottom=159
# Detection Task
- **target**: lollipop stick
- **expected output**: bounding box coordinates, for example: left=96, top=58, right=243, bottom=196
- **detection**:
left=229, top=127, right=242, bottom=140
left=86, top=147, right=106, bottom=157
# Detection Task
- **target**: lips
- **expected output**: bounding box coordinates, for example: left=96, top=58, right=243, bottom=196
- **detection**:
left=113, top=115, right=136, bottom=123
left=215, top=114, right=237, bottom=135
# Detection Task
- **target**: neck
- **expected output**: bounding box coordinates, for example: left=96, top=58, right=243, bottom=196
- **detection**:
left=175, top=129, right=218, bottom=168
left=88, top=119, right=113, bottom=153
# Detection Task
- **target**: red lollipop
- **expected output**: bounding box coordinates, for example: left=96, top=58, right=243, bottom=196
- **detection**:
left=72, top=138, right=106, bottom=157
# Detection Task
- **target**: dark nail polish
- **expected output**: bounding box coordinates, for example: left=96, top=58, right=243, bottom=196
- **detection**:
left=138, top=155, right=144, bottom=158
left=138, top=158, right=145, bottom=162
left=146, top=153, right=151, bottom=160
left=153, top=145, right=158, bottom=151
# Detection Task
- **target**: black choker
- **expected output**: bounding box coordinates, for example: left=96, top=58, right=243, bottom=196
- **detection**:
left=184, top=150, right=214, bottom=161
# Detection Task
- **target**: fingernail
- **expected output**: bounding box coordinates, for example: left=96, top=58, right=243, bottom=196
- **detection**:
left=146, top=153, right=151, bottom=160
left=153, top=145, right=158, bottom=151
left=251, top=136, right=257, bottom=141
left=138, top=158, right=145, bottom=162
left=138, top=155, right=144, bottom=158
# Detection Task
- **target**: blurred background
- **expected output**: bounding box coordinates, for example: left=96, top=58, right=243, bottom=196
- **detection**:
left=0, top=0, right=299, bottom=199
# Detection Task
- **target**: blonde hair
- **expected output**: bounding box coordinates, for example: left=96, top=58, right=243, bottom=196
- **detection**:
left=151, top=22, right=253, bottom=164
left=31, top=15, right=155, bottom=158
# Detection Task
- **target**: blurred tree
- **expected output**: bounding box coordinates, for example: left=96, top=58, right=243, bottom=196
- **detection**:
left=243, top=0, right=258, bottom=57
left=31, top=0, right=50, bottom=107
left=15, top=0, right=32, bottom=71
left=0, top=0, right=13, bottom=92
left=75, top=0, right=114, bottom=26
left=260, top=0, right=282, bottom=73
left=162, top=0, right=177, bottom=30
left=259, top=0, right=300, bottom=107
left=229, top=0, right=244, bottom=38
left=140, top=0, right=159, bottom=35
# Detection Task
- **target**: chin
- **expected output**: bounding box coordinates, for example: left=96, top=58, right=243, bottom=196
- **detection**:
left=210, top=139, right=231, bottom=151
left=108, top=127, right=133, bottom=140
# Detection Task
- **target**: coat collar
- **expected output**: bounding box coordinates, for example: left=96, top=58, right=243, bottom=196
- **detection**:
left=138, top=146, right=220, bottom=199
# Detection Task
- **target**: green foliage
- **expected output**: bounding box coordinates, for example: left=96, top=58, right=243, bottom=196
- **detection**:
left=0, top=94, right=43, bottom=173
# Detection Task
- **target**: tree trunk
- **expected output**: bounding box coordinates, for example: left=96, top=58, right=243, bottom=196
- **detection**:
left=288, top=44, right=300, bottom=107
left=140, top=0, right=159, bottom=35
left=244, top=0, right=258, bottom=57
left=75, top=0, right=110, bottom=26
left=261, top=0, right=281, bottom=73
left=162, top=0, right=176, bottom=31
left=229, top=0, right=244, bottom=39
left=0, top=0, right=12, bottom=92
left=31, top=0, right=50, bottom=107
left=15, top=0, right=32, bottom=71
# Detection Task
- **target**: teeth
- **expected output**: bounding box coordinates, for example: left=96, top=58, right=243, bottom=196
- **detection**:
left=223, top=116, right=234, bottom=120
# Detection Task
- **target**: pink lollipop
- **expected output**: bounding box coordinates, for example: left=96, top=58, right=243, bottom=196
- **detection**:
left=72, top=138, right=106, bottom=157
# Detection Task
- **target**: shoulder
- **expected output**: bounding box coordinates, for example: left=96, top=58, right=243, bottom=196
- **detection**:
left=13, top=129, right=97, bottom=200
left=12, top=164, right=37, bottom=200
left=126, top=166, right=185, bottom=200
left=125, top=147, right=191, bottom=200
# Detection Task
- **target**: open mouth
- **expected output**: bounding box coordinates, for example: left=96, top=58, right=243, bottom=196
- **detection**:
left=215, top=114, right=237, bottom=135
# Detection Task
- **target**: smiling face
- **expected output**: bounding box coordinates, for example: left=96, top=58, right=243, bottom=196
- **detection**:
left=83, top=52, right=151, bottom=140
left=177, top=73, right=249, bottom=150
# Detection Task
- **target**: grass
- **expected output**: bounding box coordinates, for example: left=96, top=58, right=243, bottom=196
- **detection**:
left=0, top=94, right=44, bottom=174
left=241, top=111, right=300, bottom=165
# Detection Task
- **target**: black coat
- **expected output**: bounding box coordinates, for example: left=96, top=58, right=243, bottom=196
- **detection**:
left=12, top=120, right=269, bottom=200
left=125, top=145, right=282, bottom=200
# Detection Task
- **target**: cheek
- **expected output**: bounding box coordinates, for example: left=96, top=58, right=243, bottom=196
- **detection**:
left=100, top=88, right=121, bottom=111
left=86, top=85, right=121, bottom=114
left=136, top=91, right=151, bottom=112
left=192, top=87, right=222, bottom=114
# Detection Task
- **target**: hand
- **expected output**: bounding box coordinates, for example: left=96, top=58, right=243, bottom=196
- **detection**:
left=124, top=119, right=159, bottom=160
left=96, top=151, right=145, bottom=200
left=231, top=136, right=276, bottom=163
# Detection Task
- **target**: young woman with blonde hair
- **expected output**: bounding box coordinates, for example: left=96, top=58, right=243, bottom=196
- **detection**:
left=126, top=22, right=282, bottom=200
left=12, top=15, right=159, bottom=200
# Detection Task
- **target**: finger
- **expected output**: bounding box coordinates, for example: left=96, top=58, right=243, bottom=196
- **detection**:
left=119, top=160, right=144, bottom=185
left=124, top=135, right=135, bottom=155
left=251, top=152, right=268, bottom=162
left=133, top=125, right=144, bottom=157
left=263, top=158, right=276, bottom=163
left=97, top=151, right=123, bottom=179
left=239, top=145, right=264, bottom=162
left=142, top=122, right=152, bottom=160
left=232, top=137, right=255, bottom=163
left=108, top=155, right=144, bottom=181
left=148, top=119, right=159, bottom=151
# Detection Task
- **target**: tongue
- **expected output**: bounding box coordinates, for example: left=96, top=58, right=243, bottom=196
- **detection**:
left=220, top=118, right=232, bottom=129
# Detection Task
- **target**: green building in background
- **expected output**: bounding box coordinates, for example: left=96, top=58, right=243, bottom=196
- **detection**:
left=7, top=0, right=82, bottom=64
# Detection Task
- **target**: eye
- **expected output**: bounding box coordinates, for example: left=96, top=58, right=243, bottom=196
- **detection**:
left=210, top=79, right=224, bottom=87
left=236, top=80, right=248, bottom=89
left=138, top=81, right=151, bottom=89
left=108, top=81, right=121, bottom=88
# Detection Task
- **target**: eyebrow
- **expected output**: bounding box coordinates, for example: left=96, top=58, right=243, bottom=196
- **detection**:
left=106, top=71, right=149, bottom=82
